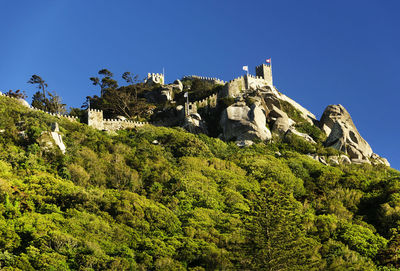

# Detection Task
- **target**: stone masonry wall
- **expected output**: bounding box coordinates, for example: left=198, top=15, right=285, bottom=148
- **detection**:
left=87, top=109, right=149, bottom=131
left=182, top=75, right=225, bottom=85
left=246, top=74, right=269, bottom=90
left=255, top=64, right=273, bottom=86
left=219, top=76, right=246, bottom=98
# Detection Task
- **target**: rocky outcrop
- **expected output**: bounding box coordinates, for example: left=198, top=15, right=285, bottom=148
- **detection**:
left=17, top=99, right=30, bottom=108
left=220, top=101, right=271, bottom=145
left=371, top=153, right=391, bottom=167
left=286, top=128, right=316, bottom=144
left=173, top=79, right=183, bottom=92
left=320, top=104, right=373, bottom=162
left=257, top=86, right=316, bottom=123
left=183, top=113, right=208, bottom=134
left=37, top=123, right=66, bottom=154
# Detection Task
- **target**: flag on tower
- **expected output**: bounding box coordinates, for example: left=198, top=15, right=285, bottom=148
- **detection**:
left=266, top=58, right=271, bottom=64
left=242, top=66, right=248, bottom=72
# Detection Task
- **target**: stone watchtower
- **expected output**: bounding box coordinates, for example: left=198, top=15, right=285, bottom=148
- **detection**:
left=255, top=64, right=273, bottom=86
left=87, top=109, right=104, bottom=130
left=145, top=73, right=165, bottom=85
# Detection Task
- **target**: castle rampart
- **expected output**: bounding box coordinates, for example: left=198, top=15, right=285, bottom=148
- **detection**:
left=219, top=76, right=246, bottom=98
left=182, top=75, right=225, bottom=85
left=246, top=74, right=269, bottom=90
left=87, top=109, right=149, bottom=131
left=185, top=93, right=218, bottom=116
left=255, top=64, right=273, bottom=86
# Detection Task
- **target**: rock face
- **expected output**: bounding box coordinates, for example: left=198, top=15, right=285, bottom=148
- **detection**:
left=183, top=113, right=208, bottom=134
left=220, top=101, right=271, bottom=144
left=286, top=128, right=316, bottom=144
left=50, top=122, right=66, bottom=154
left=320, top=104, right=372, bottom=161
left=173, top=79, right=183, bottom=92
left=371, top=153, right=391, bottom=167
left=17, top=99, right=30, bottom=108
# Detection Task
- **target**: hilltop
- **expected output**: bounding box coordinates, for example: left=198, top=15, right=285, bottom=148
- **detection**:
left=15, top=63, right=389, bottom=168
left=0, top=86, right=400, bottom=270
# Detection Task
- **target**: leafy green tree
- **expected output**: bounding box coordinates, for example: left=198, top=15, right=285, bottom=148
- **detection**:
left=28, top=74, right=47, bottom=97
left=245, top=185, right=322, bottom=270
left=31, top=90, right=66, bottom=113
left=122, top=71, right=139, bottom=101
left=4, top=89, right=27, bottom=99
left=90, top=69, right=118, bottom=97
left=28, top=75, right=66, bottom=113
left=31, top=91, right=47, bottom=110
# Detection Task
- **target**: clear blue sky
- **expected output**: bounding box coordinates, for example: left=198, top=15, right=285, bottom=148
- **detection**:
left=0, top=0, right=399, bottom=169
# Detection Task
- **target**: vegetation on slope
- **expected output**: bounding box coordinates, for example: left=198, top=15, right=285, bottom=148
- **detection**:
left=0, top=96, right=399, bottom=270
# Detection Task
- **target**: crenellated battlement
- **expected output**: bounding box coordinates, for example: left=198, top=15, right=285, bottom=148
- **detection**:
left=255, top=64, right=273, bottom=86
left=87, top=108, right=151, bottom=131
left=182, top=75, right=225, bottom=85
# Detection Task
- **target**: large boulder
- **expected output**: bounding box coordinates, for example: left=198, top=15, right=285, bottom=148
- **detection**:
left=173, top=79, right=184, bottom=92
left=272, top=117, right=290, bottom=135
left=269, top=105, right=295, bottom=135
left=371, top=153, right=391, bottom=167
left=17, top=98, right=30, bottom=108
left=320, top=104, right=373, bottom=160
left=220, top=101, right=271, bottom=144
left=285, top=128, right=316, bottom=144
left=183, top=113, right=208, bottom=134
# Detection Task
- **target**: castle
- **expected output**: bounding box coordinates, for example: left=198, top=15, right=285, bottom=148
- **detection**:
left=145, top=73, right=164, bottom=85
left=87, top=109, right=148, bottom=130
left=89, top=63, right=274, bottom=130
left=220, top=63, right=273, bottom=98
left=0, top=62, right=274, bottom=132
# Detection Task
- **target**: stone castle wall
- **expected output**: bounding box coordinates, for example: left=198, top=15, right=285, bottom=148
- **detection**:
left=246, top=74, right=269, bottom=90
left=195, top=93, right=218, bottom=108
left=219, top=72, right=272, bottom=98
left=87, top=109, right=149, bottom=131
left=255, top=64, right=273, bottom=86
left=182, top=75, right=225, bottom=85
left=185, top=93, right=218, bottom=116
left=220, top=76, right=246, bottom=98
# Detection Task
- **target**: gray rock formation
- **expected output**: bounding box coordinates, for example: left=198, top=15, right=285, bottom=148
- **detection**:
left=371, top=153, right=391, bottom=167
left=320, top=104, right=373, bottom=161
left=50, top=122, right=66, bottom=154
left=268, top=105, right=295, bottom=135
left=173, top=79, right=183, bottom=92
left=286, top=128, right=316, bottom=144
left=183, top=113, right=208, bottom=134
left=220, top=101, right=271, bottom=144
left=160, top=87, right=173, bottom=101
left=272, top=117, right=290, bottom=135
left=17, top=99, right=30, bottom=108
left=37, top=123, right=66, bottom=154
left=339, top=155, right=352, bottom=164
left=328, top=156, right=340, bottom=165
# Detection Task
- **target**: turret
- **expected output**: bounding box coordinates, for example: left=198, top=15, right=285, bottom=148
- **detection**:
left=255, top=64, right=273, bottom=86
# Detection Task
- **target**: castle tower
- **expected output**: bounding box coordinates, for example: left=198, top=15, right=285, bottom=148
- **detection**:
left=145, top=73, right=165, bottom=85
left=255, top=64, right=273, bottom=86
left=87, top=109, right=104, bottom=130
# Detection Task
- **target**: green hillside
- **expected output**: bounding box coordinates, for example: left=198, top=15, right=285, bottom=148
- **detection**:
left=0, top=95, right=399, bottom=270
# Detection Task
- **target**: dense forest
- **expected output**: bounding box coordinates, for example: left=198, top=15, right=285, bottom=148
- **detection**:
left=1, top=95, right=400, bottom=270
